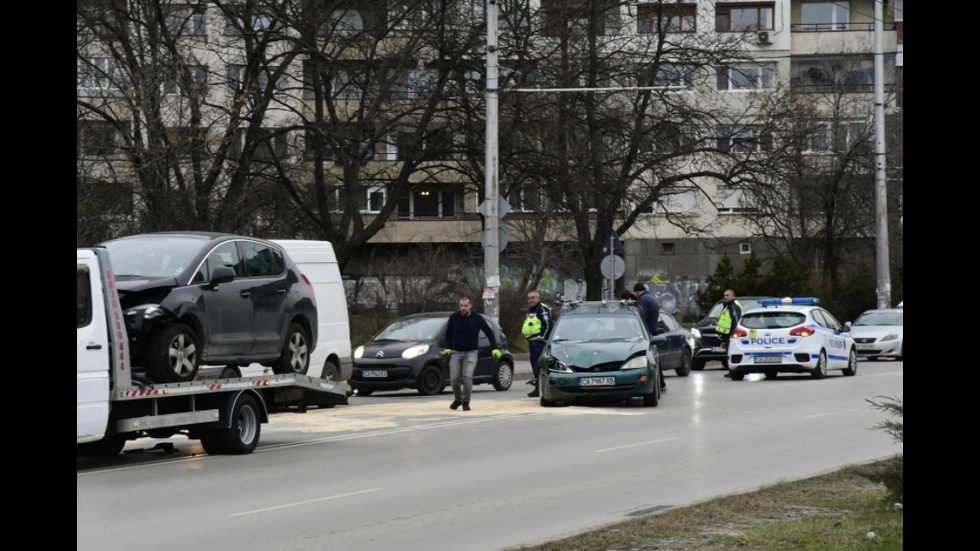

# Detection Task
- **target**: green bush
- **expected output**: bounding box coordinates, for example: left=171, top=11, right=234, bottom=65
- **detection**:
left=863, top=397, right=904, bottom=503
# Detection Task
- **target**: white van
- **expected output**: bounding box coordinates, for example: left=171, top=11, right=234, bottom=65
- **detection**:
left=241, top=241, right=352, bottom=382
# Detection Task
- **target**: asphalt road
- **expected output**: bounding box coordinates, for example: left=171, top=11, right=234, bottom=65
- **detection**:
left=77, top=361, right=903, bottom=551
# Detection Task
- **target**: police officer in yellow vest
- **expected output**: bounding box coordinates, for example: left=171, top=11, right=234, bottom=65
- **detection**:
left=523, top=291, right=553, bottom=398
left=716, top=290, right=743, bottom=377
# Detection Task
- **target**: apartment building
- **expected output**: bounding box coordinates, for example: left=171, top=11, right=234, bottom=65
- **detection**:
left=76, top=1, right=900, bottom=295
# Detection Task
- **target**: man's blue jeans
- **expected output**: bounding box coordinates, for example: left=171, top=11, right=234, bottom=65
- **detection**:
left=530, top=344, right=545, bottom=391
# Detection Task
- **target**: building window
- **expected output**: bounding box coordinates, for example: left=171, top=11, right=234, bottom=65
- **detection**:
left=163, top=5, right=208, bottom=36
left=800, top=2, right=850, bottom=32
left=161, top=66, right=208, bottom=96
left=716, top=3, right=775, bottom=32
left=650, top=188, right=700, bottom=216
left=717, top=65, right=775, bottom=91
left=361, top=186, right=386, bottom=214
left=791, top=56, right=894, bottom=93
left=638, top=3, right=697, bottom=34
left=740, top=243, right=752, bottom=255
left=78, top=58, right=124, bottom=91
left=227, top=65, right=289, bottom=96
left=398, top=190, right=456, bottom=219
left=717, top=126, right=773, bottom=153
left=78, top=121, right=122, bottom=157
left=511, top=185, right=550, bottom=213
left=895, top=0, right=904, bottom=22
left=663, top=243, right=675, bottom=255
left=715, top=188, right=758, bottom=214
left=803, top=121, right=869, bottom=153
left=641, top=65, right=696, bottom=92
left=225, top=8, right=276, bottom=35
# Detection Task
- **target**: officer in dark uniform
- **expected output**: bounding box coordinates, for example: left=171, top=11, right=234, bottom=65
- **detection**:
left=523, top=291, right=553, bottom=399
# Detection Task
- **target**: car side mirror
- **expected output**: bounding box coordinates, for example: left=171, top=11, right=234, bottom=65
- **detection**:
left=531, top=337, right=548, bottom=347
left=210, top=267, right=236, bottom=289
left=843, top=322, right=852, bottom=332
left=651, top=336, right=668, bottom=347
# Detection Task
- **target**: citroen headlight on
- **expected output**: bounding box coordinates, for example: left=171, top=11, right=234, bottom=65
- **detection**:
left=622, top=356, right=649, bottom=371
left=354, top=346, right=365, bottom=360
left=690, top=328, right=702, bottom=339
left=402, top=345, right=430, bottom=360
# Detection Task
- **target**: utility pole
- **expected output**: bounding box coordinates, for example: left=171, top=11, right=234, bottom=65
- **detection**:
left=485, top=0, right=501, bottom=324
left=874, top=0, right=892, bottom=309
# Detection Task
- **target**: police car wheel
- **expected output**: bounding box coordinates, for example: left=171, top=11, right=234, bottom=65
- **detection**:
left=842, top=349, right=858, bottom=377
left=730, top=372, right=745, bottom=381
left=812, top=351, right=829, bottom=380
left=765, top=370, right=779, bottom=380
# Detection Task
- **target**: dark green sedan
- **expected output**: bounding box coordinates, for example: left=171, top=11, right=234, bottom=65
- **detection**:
left=532, top=302, right=668, bottom=408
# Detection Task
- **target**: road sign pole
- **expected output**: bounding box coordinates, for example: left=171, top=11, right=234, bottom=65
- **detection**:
left=608, top=233, right=615, bottom=301
left=485, top=0, right=500, bottom=324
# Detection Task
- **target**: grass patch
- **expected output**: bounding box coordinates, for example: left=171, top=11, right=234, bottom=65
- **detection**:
left=511, top=465, right=902, bottom=551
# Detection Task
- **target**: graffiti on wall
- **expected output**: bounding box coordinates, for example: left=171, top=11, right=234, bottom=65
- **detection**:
left=634, top=275, right=708, bottom=316
left=465, top=266, right=563, bottom=296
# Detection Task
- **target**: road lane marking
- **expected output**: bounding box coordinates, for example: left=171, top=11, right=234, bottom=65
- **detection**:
left=806, top=409, right=861, bottom=419
left=231, top=489, right=384, bottom=518
left=596, top=437, right=681, bottom=454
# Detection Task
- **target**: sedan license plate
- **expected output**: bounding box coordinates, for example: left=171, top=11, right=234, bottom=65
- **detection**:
left=856, top=344, right=874, bottom=351
left=754, top=357, right=783, bottom=365
left=579, top=377, right=616, bottom=387
left=362, top=371, right=388, bottom=378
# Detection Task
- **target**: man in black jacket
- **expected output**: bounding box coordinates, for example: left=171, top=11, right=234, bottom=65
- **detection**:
left=442, top=298, right=502, bottom=412
left=635, top=283, right=667, bottom=393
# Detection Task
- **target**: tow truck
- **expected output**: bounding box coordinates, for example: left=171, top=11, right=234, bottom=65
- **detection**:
left=77, top=248, right=349, bottom=456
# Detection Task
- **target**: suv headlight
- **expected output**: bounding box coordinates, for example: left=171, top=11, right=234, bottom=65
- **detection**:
left=402, top=345, right=430, bottom=360
left=549, top=361, right=574, bottom=374
left=354, top=346, right=365, bottom=360
left=622, top=356, right=649, bottom=371
left=690, top=328, right=702, bottom=339
left=880, top=334, right=899, bottom=342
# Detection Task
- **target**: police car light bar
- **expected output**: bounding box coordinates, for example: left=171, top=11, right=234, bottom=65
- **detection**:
left=759, top=297, right=821, bottom=306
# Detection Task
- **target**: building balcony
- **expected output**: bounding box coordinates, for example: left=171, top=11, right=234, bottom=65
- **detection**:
left=790, top=25, right=898, bottom=56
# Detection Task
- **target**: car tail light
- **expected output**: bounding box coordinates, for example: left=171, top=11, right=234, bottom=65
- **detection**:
left=731, top=355, right=743, bottom=365
left=302, top=274, right=316, bottom=299
left=795, top=354, right=811, bottom=363
left=789, top=326, right=817, bottom=338
left=732, top=328, right=748, bottom=338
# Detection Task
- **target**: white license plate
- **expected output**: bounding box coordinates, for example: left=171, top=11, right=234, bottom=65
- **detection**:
left=754, top=357, right=783, bottom=365
left=579, top=377, right=616, bottom=387
left=711, top=347, right=727, bottom=353
left=856, top=344, right=875, bottom=350
left=362, top=371, right=388, bottom=378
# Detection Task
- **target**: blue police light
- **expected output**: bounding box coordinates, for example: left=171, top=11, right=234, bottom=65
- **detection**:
left=759, top=297, right=821, bottom=306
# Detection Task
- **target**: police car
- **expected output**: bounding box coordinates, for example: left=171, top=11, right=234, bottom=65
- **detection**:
left=727, top=298, right=858, bottom=381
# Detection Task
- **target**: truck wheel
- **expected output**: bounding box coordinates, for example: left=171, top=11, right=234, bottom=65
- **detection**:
left=272, top=324, right=311, bottom=376
left=417, top=365, right=446, bottom=396
left=199, top=431, right=225, bottom=455
left=215, top=394, right=262, bottom=455
left=77, top=436, right=127, bottom=457
left=146, top=323, right=201, bottom=383
left=493, top=362, right=514, bottom=391
left=675, top=350, right=693, bottom=377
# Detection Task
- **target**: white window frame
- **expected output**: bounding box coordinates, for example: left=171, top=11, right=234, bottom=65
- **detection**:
left=803, top=120, right=869, bottom=154
left=78, top=58, right=124, bottom=91
left=362, top=186, right=386, bottom=214
left=645, top=65, right=697, bottom=92
left=654, top=188, right=701, bottom=216
left=165, top=6, right=208, bottom=36
left=895, top=0, right=904, bottom=22
left=717, top=65, right=776, bottom=92
left=740, top=243, right=753, bottom=255
left=717, top=125, right=773, bottom=154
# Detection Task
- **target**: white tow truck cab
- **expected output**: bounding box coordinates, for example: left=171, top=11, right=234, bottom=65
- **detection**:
left=726, top=298, right=859, bottom=381
left=77, top=248, right=349, bottom=456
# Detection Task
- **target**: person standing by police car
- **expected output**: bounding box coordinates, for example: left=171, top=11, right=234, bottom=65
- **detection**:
left=523, top=291, right=553, bottom=399
left=716, top=290, right=743, bottom=377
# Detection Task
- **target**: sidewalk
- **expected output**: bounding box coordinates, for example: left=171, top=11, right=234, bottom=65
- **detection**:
left=512, top=359, right=534, bottom=382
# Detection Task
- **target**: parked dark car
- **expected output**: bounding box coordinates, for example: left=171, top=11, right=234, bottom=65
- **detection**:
left=656, top=313, right=698, bottom=377
left=351, top=313, right=515, bottom=396
left=691, top=297, right=776, bottom=370
left=101, top=233, right=318, bottom=384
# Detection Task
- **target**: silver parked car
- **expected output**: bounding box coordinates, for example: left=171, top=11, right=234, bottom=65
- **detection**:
left=845, top=309, right=904, bottom=361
